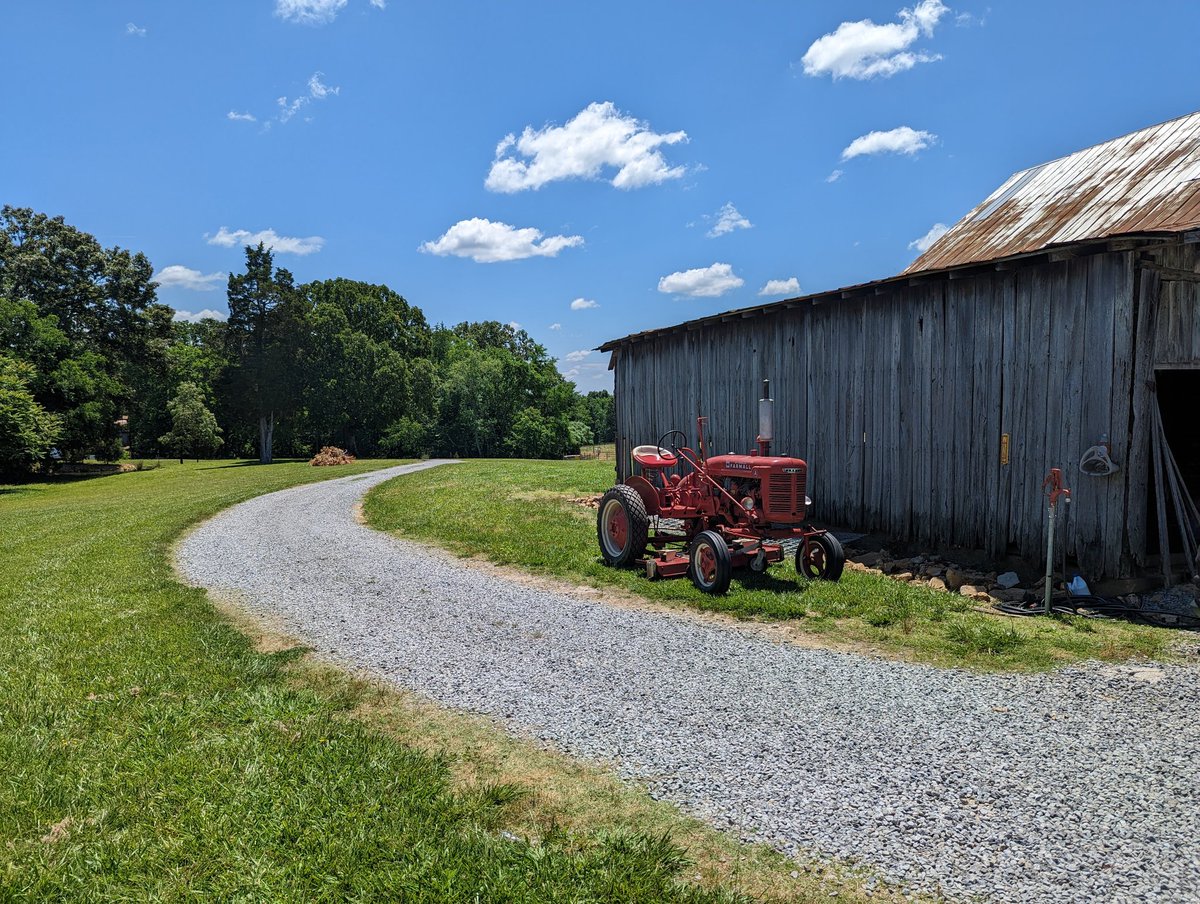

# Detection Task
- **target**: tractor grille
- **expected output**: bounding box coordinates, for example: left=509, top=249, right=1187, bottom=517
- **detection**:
left=766, top=471, right=806, bottom=520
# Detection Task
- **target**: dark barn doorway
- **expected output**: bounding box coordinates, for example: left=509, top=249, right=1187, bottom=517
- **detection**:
left=1150, top=369, right=1200, bottom=556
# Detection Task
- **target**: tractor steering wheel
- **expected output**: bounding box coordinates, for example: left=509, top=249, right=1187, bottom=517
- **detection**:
left=657, top=430, right=688, bottom=457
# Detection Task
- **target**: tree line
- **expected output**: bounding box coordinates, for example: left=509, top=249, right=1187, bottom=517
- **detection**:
left=0, top=206, right=614, bottom=475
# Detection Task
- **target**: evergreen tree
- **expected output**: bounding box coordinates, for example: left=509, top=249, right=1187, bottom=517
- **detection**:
left=223, top=244, right=304, bottom=463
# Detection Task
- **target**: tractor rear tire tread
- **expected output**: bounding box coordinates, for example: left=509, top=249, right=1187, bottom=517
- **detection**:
left=597, top=485, right=649, bottom=567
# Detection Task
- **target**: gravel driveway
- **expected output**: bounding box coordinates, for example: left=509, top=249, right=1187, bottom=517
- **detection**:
left=175, top=462, right=1200, bottom=904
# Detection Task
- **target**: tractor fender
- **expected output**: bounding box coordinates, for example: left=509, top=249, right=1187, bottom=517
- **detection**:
left=623, top=475, right=661, bottom=516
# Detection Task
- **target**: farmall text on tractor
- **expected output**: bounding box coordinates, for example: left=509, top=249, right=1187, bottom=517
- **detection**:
left=596, top=380, right=845, bottom=594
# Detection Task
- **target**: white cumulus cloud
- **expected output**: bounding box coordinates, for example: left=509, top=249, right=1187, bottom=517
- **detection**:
left=841, top=126, right=936, bottom=160
left=172, top=308, right=228, bottom=323
left=707, top=203, right=752, bottom=238
left=154, top=265, right=227, bottom=292
left=658, top=263, right=744, bottom=298
left=486, top=101, right=688, bottom=193
left=909, top=222, right=950, bottom=252
left=207, top=227, right=325, bottom=255
left=826, top=169, right=844, bottom=183
left=758, top=277, right=801, bottom=297
left=275, top=0, right=347, bottom=25
left=126, top=22, right=147, bottom=37
left=570, top=298, right=599, bottom=311
left=564, top=350, right=593, bottom=362
left=801, top=0, right=948, bottom=80
left=419, top=218, right=583, bottom=264
left=549, top=322, right=562, bottom=330
left=227, top=111, right=257, bottom=122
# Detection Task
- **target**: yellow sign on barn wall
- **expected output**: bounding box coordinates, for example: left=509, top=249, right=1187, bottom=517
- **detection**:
left=1000, top=433, right=1010, bottom=466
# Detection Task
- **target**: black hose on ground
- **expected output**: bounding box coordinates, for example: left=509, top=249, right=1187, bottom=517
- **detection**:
left=992, top=594, right=1200, bottom=630
left=1015, top=469, right=1200, bottom=627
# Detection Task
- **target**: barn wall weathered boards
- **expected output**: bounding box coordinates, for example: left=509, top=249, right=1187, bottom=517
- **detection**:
left=601, top=112, right=1200, bottom=580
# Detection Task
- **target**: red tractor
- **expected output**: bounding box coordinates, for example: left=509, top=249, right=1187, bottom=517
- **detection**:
left=597, top=380, right=844, bottom=594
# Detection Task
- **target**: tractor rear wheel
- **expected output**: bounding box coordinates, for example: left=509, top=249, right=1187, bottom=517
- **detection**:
left=796, top=532, right=845, bottom=581
left=689, top=530, right=732, bottom=594
left=597, top=485, right=649, bottom=566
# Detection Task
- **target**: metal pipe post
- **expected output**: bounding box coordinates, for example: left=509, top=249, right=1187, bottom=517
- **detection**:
left=1041, top=468, right=1070, bottom=616
left=1044, top=501, right=1056, bottom=616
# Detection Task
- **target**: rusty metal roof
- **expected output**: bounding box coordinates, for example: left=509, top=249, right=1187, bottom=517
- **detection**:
left=906, top=110, right=1200, bottom=273
left=600, top=111, right=1200, bottom=353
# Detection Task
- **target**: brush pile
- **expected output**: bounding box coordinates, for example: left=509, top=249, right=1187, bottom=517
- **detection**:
left=310, top=446, right=356, bottom=467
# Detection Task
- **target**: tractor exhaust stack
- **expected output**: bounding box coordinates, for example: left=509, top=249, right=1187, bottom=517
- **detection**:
left=757, top=379, right=773, bottom=457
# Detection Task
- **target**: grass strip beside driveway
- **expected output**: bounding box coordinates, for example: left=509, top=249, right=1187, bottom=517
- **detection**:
left=364, top=458, right=1172, bottom=671
left=0, top=460, right=760, bottom=902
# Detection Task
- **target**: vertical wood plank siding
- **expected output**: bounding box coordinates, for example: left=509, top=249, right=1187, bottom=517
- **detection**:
left=611, top=249, right=1187, bottom=579
left=1153, top=244, right=1200, bottom=365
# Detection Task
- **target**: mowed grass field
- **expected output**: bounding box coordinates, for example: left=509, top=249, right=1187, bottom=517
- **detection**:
left=0, top=460, right=805, bottom=902
left=364, top=459, right=1174, bottom=671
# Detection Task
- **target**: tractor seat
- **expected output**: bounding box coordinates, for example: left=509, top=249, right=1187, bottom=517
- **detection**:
left=632, top=445, right=678, bottom=469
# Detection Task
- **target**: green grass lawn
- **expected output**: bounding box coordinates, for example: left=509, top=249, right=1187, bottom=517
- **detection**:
left=364, top=459, right=1175, bottom=671
left=0, top=460, right=768, bottom=902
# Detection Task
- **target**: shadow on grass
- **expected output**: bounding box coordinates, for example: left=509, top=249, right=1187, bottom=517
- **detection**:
left=196, top=459, right=307, bottom=470
left=732, top=570, right=807, bottom=594
left=0, top=485, right=44, bottom=497
left=4, top=472, right=118, bottom=487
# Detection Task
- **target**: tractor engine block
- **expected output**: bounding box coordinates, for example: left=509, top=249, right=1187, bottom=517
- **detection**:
left=705, top=454, right=808, bottom=523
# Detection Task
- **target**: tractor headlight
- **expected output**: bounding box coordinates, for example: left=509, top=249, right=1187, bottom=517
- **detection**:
left=805, top=495, right=812, bottom=507
left=741, top=496, right=755, bottom=511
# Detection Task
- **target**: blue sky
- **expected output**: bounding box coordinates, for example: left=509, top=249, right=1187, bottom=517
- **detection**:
left=5, top=1, right=1200, bottom=391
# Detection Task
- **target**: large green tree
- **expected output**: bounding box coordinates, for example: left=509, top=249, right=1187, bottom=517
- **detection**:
left=430, top=321, right=577, bottom=459
left=169, top=317, right=230, bottom=393
left=223, top=244, right=305, bottom=463
left=0, top=296, right=123, bottom=460
left=301, top=279, right=431, bottom=455
left=581, top=390, right=616, bottom=444
left=505, top=407, right=562, bottom=458
left=0, top=355, right=61, bottom=476
left=0, top=207, right=171, bottom=459
left=126, top=316, right=229, bottom=456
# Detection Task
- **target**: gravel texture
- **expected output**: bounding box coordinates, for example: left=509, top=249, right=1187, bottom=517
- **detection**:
left=176, top=462, right=1200, bottom=904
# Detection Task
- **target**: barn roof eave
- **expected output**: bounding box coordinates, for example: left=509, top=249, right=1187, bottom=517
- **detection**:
left=597, top=232, right=1193, bottom=353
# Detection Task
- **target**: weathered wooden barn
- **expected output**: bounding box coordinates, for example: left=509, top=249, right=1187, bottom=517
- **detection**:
left=601, top=112, right=1200, bottom=581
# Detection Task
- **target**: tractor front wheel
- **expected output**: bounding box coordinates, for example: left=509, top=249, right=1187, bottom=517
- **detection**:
left=597, top=485, right=649, bottom=566
left=689, top=530, right=732, bottom=595
left=796, top=532, right=845, bottom=581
